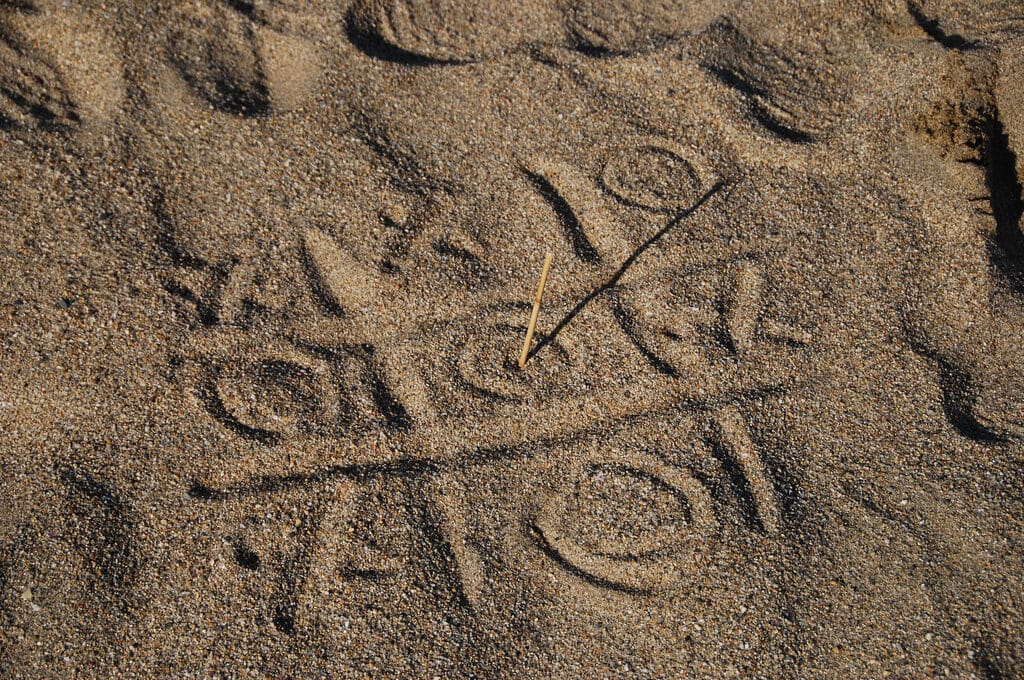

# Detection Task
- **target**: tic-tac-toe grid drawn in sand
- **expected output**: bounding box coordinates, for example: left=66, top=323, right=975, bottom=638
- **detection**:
left=162, top=133, right=830, bottom=648
left=171, top=164, right=823, bottom=485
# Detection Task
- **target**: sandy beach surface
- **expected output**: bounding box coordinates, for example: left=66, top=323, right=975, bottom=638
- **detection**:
left=2, top=0, right=1024, bottom=677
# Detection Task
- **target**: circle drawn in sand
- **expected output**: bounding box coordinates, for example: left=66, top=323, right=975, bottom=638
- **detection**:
left=534, top=452, right=716, bottom=594
left=196, top=340, right=340, bottom=442
left=601, top=137, right=715, bottom=212
left=451, top=320, right=574, bottom=404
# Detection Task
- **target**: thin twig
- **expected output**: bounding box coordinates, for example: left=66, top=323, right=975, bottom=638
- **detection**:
left=519, top=252, right=554, bottom=368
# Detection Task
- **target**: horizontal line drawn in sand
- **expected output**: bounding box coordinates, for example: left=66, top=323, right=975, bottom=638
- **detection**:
left=532, top=451, right=717, bottom=594
left=564, top=0, right=728, bottom=55
left=346, top=0, right=501, bottom=65
left=207, top=422, right=772, bottom=612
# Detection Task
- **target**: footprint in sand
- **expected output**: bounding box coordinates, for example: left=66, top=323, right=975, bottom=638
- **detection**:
left=347, top=0, right=734, bottom=63
left=893, top=35, right=1024, bottom=442
left=347, top=0, right=563, bottom=63
left=908, top=0, right=1024, bottom=48
left=0, top=4, right=123, bottom=133
left=563, top=0, right=731, bottom=54
left=696, top=19, right=852, bottom=142
left=167, top=0, right=322, bottom=115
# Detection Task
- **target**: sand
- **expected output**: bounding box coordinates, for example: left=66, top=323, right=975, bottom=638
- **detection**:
left=1, top=0, right=1023, bottom=677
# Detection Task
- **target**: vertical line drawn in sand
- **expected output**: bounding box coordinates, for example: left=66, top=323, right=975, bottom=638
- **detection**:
left=375, top=345, right=436, bottom=427
left=523, top=156, right=632, bottom=265
left=57, top=466, right=140, bottom=610
left=428, top=473, right=486, bottom=608
left=710, top=405, right=780, bottom=535
left=519, top=252, right=553, bottom=368
left=529, top=181, right=726, bottom=361
left=268, top=490, right=337, bottom=636
left=725, top=260, right=763, bottom=354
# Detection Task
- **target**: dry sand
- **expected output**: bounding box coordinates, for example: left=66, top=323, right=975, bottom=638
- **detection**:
left=1, top=0, right=1024, bottom=677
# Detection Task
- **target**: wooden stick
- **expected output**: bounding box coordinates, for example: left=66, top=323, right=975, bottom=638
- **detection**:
left=519, top=252, right=553, bottom=368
